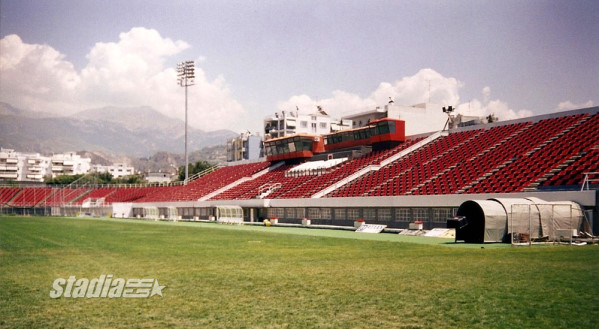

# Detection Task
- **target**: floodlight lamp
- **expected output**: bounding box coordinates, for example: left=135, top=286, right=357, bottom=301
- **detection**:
left=442, top=106, right=454, bottom=113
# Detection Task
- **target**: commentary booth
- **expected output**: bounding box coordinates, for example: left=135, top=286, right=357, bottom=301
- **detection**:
left=450, top=198, right=584, bottom=243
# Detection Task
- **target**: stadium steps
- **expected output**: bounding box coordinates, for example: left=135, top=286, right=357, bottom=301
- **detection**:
left=465, top=113, right=588, bottom=193
left=465, top=124, right=530, bottom=163
left=184, top=164, right=219, bottom=185
left=257, top=182, right=282, bottom=199
left=457, top=159, right=516, bottom=193
left=524, top=114, right=589, bottom=158
left=405, top=130, right=491, bottom=195
left=37, top=189, right=55, bottom=206
left=0, top=187, right=22, bottom=205
left=199, top=162, right=284, bottom=201
left=457, top=118, right=559, bottom=193
left=270, top=145, right=400, bottom=199
left=362, top=132, right=473, bottom=197
left=314, top=132, right=443, bottom=198
left=542, top=149, right=599, bottom=187
left=406, top=123, right=526, bottom=194
left=523, top=114, right=597, bottom=190
left=74, top=187, right=118, bottom=205
left=524, top=152, right=584, bottom=191
left=70, top=188, right=93, bottom=204
left=516, top=114, right=591, bottom=191
left=8, top=187, right=54, bottom=207
left=406, top=164, right=457, bottom=195
left=7, top=188, right=24, bottom=206
left=42, top=187, right=90, bottom=206
left=411, top=123, right=531, bottom=195
left=210, top=164, right=296, bottom=200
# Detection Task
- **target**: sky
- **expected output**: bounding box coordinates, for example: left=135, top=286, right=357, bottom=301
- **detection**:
left=1, top=0, right=598, bottom=134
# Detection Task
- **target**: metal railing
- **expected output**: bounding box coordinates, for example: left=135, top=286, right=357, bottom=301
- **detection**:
left=581, top=172, right=599, bottom=191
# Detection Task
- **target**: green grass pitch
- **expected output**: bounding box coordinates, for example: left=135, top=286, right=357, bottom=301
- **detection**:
left=1, top=215, right=598, bottom=328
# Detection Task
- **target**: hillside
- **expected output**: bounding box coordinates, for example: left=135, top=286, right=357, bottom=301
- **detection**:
left=0, top=103, right=237, bottom=157
left=77, top=146, right=227, bottom=174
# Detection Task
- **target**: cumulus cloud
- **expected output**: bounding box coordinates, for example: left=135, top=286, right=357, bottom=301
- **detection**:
left=0, top=34, right=80, bottom=112
left=482, top=86, right=491, bottom=103
left=278, top=68, right=463, bottom=119
left=79, top=27, right=189, bottom=105
left=278, top=70, right=534, bottom=133
left=0, top=28, right=247, bottom=131
left=455, top=87, right=533, bottom=121
left=278, top=69, right=532, bottom=121
left=556, top=100, right=594, bottom=111
left=374, top=68, right=462, bottom=106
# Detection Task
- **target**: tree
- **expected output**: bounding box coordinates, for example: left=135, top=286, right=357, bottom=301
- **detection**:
left=45, top=174, right=84, bottom=185
left=178, top=161, right=215, bottom=181
left=113, top=174, right=145, bottom=185
left=487, top=114, right=498, bottom=123
left=45, top=172, right=113, bottom=185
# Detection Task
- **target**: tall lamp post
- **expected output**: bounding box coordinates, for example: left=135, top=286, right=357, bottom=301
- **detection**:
left=177, top=60, right=195, bottom=184
left=442, top=106, right=455, bottom=131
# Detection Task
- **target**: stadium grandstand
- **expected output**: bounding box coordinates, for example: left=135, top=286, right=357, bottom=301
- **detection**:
left=1, top=106, right=598, bottom=240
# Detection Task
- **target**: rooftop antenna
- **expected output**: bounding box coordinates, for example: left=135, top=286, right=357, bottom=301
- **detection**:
left=427, top=80, right=431, bottom=103
left=317, top=105, right=328, bottom=116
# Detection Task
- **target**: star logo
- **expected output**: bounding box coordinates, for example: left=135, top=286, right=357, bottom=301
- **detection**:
left=150, top=280, right=165, bottom=297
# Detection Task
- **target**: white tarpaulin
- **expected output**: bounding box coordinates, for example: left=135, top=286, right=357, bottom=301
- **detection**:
left=454, top=198, right=584, bottom=243
left=455, top=200, right=507, bottom=243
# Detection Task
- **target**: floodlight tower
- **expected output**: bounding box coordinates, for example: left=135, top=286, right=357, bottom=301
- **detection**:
left=442, top=106, right=455, bottom=131
left=177, top=60, right=195, bottom=184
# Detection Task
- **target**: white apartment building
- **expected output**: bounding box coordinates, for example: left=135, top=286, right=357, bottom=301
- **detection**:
left=343, top=102, right=452, bottom=136
left=0, top=148, right=52, bottom=182
left=91, top=163, right=135, bottom=178
left=0, top=148, right=21, bottom=181
left=263, top=107, right=352, bottom=140
left=0, top=149, right=94, bottom=182
left=23, top=153, right=52, bottom=181
left=145, top=172, right=175, bottom=184
left=51, top=152, right=91, bottom=177
left=226, top=131, right=264, bottom=162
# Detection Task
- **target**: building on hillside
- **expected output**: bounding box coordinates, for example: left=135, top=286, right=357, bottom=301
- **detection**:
left=0, top=148, right=20, bottom=181
left=144, top=172, right=175, bottom=184
left=22, top=153, right=52, bottom=182
left=0, top=148, right=52, bottom=182
left=226, top=131, right=264, bottom=162
left=342, top=102, right=488, bottom=136
left=342, top=102, right=448, bottom=135
left=263, top=107, right=352, bottom=140
left=91, top=163, right=135, bottom=178
left=50, top=152, right=91, bottom=178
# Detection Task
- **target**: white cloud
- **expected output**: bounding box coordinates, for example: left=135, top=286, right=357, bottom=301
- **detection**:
left=482, top=86, right=491, bottom=103
left=455, top=87, right=533, bottom=121
left=0, top=34, right=80, bottom=113
left=278, top=68, right=462, bottom=119
left=375, top=68, right=462, bottom=106
left=556, top=100, right=594, bottom=112
left=0, top=28, right=247, bottom=131
left=278, top=70, right=534, bottom=133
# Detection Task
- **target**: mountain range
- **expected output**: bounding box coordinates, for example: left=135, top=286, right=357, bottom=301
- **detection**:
left=0, top=102, right=237, bottom=157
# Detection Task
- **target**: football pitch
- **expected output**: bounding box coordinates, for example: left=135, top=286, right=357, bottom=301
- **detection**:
left=1, top=216, right=597, bottom=328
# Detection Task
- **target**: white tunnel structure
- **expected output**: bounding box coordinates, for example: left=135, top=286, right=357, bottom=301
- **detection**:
left=451, top=198, right=584, bottom=243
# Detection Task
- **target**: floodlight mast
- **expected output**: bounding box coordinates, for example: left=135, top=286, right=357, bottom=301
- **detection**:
left=177, top=61, right=195, bottom=184
left=442, top=106, right=455, bottom=131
